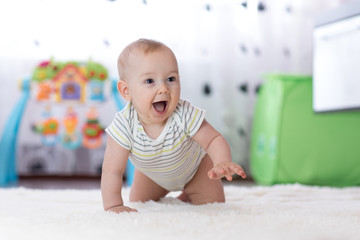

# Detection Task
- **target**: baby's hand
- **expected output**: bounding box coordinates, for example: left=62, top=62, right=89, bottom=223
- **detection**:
left=208, top=162, right=246, bottom=181
left=106, top=205, right=138, bottom=213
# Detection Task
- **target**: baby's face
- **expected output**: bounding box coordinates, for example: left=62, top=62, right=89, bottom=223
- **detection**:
left=124, top=47, right=181, bottom=127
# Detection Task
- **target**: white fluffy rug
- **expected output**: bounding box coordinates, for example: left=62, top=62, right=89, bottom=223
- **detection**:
left=0, top=184, right=359, bottom=240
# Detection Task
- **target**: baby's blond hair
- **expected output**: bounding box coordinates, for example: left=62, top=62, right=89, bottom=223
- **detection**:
left=117, top=38, right=169, bottom=80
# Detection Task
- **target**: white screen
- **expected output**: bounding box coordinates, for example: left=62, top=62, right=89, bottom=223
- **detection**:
left=313, top=14, right=360, bottom=112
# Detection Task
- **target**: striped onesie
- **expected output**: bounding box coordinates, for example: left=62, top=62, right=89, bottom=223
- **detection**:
left=106, top=99, right=206, bottom=191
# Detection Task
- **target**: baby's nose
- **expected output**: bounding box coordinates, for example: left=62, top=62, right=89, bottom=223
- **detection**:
left=157, top=83, right=169, bottom=94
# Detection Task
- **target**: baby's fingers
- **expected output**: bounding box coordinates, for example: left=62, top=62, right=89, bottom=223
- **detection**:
left=108, top=206, right=138, bottom=213
left=229, top=164, right=246, bottom=178
left=225, top=174, right=233, bottom=181
left=212, top=168, right=233, bottom=181
left=208, top=169, right=217, bottom=179
left=208, top=167, right=226, bottom=179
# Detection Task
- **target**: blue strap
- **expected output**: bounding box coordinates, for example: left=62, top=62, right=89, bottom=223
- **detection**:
left=111, top=79, right=134, bottom=186
left=0, top=78, right=30, bottom=186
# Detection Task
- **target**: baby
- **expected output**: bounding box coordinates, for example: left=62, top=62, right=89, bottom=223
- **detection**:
left=101, top=38, right=246, bottom=213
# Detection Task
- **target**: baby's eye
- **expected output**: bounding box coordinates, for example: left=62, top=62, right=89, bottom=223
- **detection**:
left=167, top=77, right=176, bottom=82
left=145, top=79, right=154, bottom=84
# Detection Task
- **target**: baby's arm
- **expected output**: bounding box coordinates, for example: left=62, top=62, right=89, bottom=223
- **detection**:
left=101, top=135, right=137, bottom=213
left=193, top=119, right=246, bottom=181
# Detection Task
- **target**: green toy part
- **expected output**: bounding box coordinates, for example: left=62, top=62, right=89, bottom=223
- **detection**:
left=31, top=59, right=64, bottom=82
left=31, top=59, right=108, bottom=83
left=86, top=60, right=108, bottom=81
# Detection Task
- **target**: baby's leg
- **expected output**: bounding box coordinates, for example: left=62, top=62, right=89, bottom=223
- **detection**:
left=129, top=169, right=169, bottom=202
left=183, top=154, right=225, bottom=205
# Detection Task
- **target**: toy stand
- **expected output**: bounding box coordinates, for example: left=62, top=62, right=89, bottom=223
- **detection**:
left=0, top=78, right=30, bottom=186
left=0, top=60, right=135, bottom=187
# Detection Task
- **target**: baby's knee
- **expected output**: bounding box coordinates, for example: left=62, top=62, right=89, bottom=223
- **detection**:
left=210, top=186, right=225, bottom=203
left=187, top=182, right=225, bottom=205
left=191, top=192, right=225, bottom=205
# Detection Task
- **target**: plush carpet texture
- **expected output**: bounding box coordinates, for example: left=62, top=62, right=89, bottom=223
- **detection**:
left=0, top=184, right=359, bottom=240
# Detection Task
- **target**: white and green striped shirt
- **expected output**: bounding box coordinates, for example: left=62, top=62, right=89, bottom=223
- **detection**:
left=106, top=99, right=206, bottom=191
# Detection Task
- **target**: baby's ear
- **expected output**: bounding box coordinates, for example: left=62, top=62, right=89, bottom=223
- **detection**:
left=117, top=80, right=131, bottom=101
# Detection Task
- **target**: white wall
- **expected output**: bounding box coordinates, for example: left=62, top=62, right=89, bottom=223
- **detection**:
left=0, top=0, right=343, bottom=170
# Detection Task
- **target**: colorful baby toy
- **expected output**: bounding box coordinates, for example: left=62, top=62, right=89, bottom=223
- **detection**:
left=0, top=59, right=129, bottom=186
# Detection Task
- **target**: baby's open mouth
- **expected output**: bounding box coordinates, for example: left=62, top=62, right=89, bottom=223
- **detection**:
left=153, top=101, right=167, bottom=113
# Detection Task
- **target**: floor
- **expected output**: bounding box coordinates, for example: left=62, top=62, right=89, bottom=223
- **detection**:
left=15, top=176, right=255, bottom=190
left=16, top=176, right=102, bottom=190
